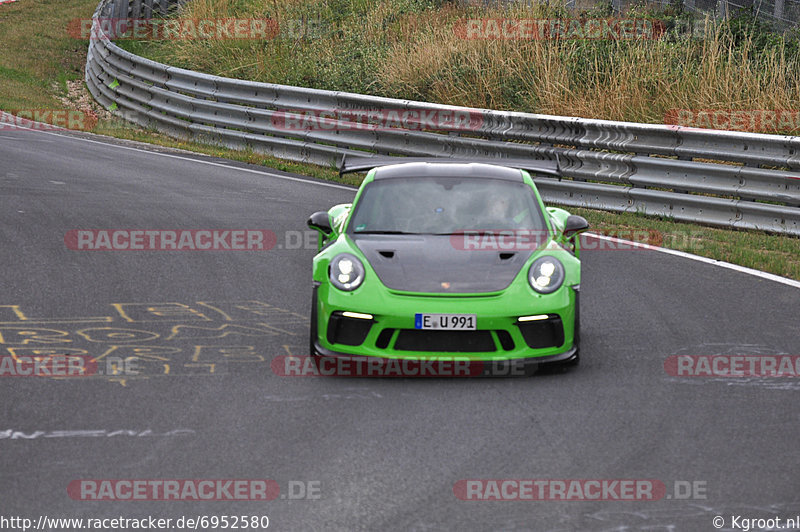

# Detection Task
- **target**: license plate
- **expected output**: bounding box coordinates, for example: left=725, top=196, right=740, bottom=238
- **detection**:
left=414, top=313, right=476, bottom=330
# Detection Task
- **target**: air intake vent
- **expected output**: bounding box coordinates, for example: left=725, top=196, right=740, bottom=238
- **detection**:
left=326, top=312, right=373, bottom=346
left=517, top=316, right=564, bottom=349
left=375, top=328, right=394, bottom=349
left=394, top=330, right=496, bottom=352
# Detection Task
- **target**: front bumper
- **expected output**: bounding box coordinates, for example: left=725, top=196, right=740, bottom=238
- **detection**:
left=312, top=340, right=577, bottom=376
left=312, top=280, right=579, bottom=365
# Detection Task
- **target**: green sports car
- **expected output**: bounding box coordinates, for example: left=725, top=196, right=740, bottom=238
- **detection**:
left=306, top=157, right=589, bottom=376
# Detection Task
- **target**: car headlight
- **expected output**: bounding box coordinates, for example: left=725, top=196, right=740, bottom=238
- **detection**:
left=329, top=253, right=365, bottom=291
left=528, top=256, right=564, bottom=294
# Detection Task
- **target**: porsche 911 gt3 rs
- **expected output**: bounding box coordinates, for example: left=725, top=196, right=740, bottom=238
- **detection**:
left=307, top=157, right=589, bottom=374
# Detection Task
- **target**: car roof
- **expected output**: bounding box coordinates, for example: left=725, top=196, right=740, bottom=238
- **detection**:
left=372, top=162, right=525, bottom=181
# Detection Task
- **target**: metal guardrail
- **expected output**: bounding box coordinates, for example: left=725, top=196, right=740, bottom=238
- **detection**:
left=85, top=0, right=800, bottom=235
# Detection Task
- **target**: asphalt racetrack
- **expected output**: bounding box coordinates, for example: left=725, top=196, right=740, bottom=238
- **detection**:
left=1, top=127, right=799, bottom=531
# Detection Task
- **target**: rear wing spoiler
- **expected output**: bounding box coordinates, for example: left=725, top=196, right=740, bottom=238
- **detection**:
left=338, top=155, right=561, bottom=178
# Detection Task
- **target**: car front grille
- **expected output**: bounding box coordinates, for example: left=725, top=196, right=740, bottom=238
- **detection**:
left=393, top=329, right=497, bottom=352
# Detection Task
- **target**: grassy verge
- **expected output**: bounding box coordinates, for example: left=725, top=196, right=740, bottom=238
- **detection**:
left=0, top=0, right=358, bottom=186
left=570, top=208, right=800, bottom=279
left=0, top=0, right=798, bottom=280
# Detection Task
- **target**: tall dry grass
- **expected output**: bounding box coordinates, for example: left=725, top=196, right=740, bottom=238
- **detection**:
left=123, top=0, right=800, bottom=130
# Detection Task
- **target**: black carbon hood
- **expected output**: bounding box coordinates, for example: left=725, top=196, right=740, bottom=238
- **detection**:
left=353, top=234, right=535, bottom=294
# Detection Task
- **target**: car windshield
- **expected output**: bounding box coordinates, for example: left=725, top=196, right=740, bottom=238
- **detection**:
left=347, top=176, right=547, bottom=235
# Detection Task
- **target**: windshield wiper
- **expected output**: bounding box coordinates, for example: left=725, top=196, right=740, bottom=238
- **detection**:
left=353, top=230, right=417, bottom=235
left=429, top=230, right=522, bottom=236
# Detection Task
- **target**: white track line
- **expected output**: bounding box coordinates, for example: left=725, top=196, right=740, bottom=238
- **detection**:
left=586, top=233, right=800, bottom=289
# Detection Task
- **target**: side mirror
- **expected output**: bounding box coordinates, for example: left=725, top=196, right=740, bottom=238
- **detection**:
left=307, top=211, right=332, bottom=236
left=563, top=215, right=589, bottom=239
